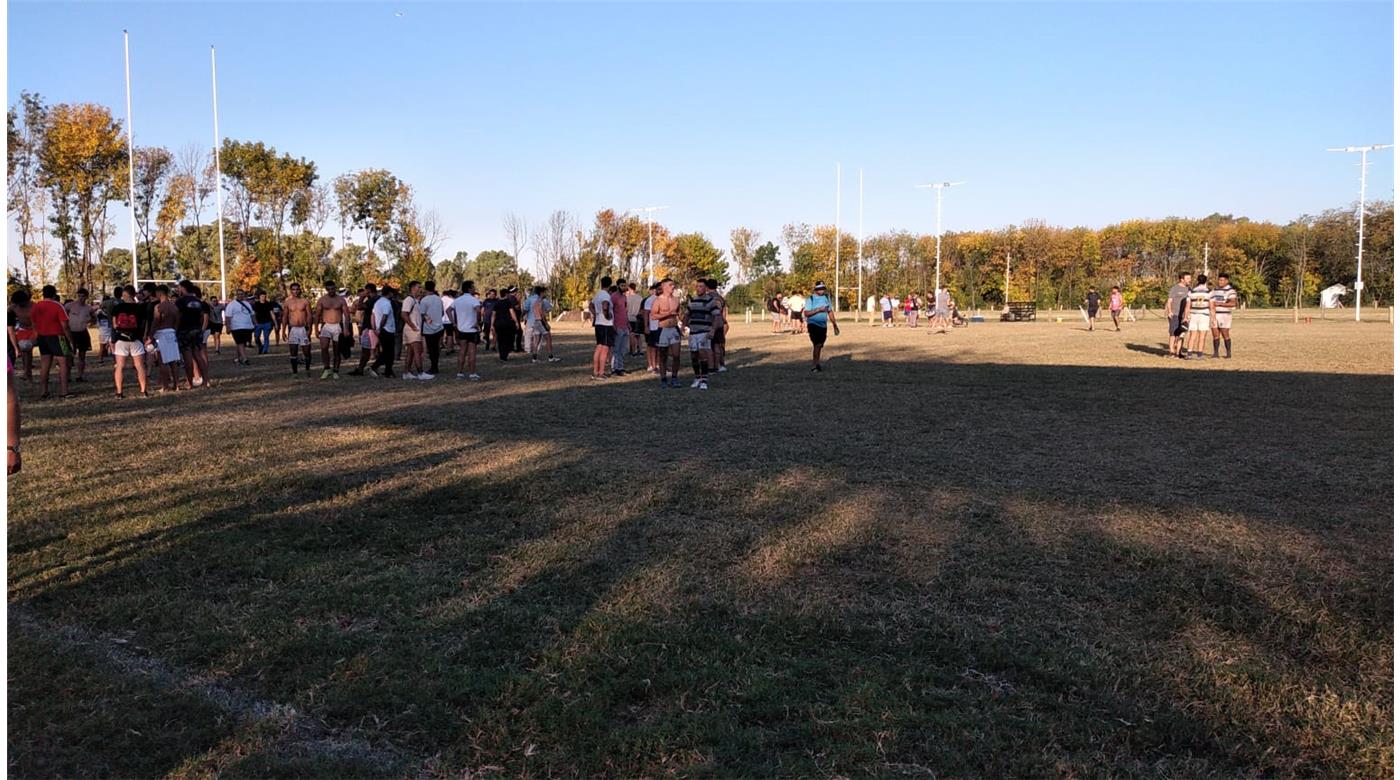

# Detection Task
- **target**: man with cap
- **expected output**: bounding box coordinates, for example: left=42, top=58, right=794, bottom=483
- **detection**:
left=803, top=281, right=834, bottom=372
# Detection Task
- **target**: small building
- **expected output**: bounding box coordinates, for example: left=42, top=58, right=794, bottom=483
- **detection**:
left=1320, top=284, right=1348, bottom=309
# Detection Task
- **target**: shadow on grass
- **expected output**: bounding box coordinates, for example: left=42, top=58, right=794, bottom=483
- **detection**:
left=7, top=335, right=1394, bottom=777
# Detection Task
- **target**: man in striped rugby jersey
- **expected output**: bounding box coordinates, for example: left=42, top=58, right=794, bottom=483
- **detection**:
left=1210, top=273, right=1237, bottom=359
left=685, top=279, right=722, bottom=390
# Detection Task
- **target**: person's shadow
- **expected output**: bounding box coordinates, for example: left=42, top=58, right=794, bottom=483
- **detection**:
left=1126, top=343, right=1172, bottom=357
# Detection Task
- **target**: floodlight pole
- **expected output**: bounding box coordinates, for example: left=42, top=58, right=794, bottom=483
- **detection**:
left=916, top=181, right=964, bottom=295
left=211, top=46, right=228, bottom=301
left=1203, top=242, right=1209, bottom=279
left=123, top=31, right=139, bottom=287
left=1328, top=144, right=1392, bottom=322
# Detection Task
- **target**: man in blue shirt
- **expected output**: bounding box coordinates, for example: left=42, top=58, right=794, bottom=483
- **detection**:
left=803, top=282, right=833, bottom=372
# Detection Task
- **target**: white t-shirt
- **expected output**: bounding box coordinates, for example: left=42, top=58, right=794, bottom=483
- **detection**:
left=372, top=296, right=396, bottom=333
left=225, top=299, right=256, bottom=330
left=880, top=296, right=893, bottom=312
left=420, top=294, right=444, bottom=335
left=591, top=289, right=614, bottom=327
left=642, top=294, right=658, bottom=331
left=450, top=293, right=481, bottom=333
left=402, top=296, right=423, bottom=333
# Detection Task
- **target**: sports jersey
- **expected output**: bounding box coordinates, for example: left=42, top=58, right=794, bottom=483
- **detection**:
left=1189, top=284, right=1212, bottom=314
left=686, top=292, right=721, bottom=334
left=1210, top=284, right=1237, bottom=312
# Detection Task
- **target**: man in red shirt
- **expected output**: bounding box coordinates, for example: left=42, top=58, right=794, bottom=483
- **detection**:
left=30, top=285, right=72, bottom=399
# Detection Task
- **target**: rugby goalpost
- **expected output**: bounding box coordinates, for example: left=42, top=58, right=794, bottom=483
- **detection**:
left=124, top=33, right=228, bottom=301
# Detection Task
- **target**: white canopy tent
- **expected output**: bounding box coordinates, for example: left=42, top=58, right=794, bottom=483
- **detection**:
left=1320, top=283, right=1348, bottom=309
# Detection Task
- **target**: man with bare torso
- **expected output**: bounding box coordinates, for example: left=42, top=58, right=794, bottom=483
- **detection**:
left=314, top=282, right=349, bottom=379
left=151, top=285, right=182, bottom=393
left=283, top=283, right=312, bottom=375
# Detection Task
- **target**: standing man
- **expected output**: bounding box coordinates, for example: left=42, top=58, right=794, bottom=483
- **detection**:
left=495, top=286, right=521, bottom=364
left=589, top=276, right=615, bottom=380
left=933, top=286, right=952, bottom=332
left=642, top=283, right=661, bottom=373
left=63, top=288, right=96, bottom=383
left=524, top=285, right=558, bottom=364
left=685, top=278, right=722, bottom=390
left=1185, top=274, right=1213, bottom=360
left=314, top=281, right=349, bottom=379
left=1109, top=286, right=1124, bottom=331
left=625, top=282, right=644, bottom=356
left=450, top=280, right=483, bottom=380
left=1165, top=271, right=1191, bottom=358
left=1084, top=286, right=1100, bottom=332
left=30, top=285, right=73, bottom=399
left=151, top=285, right=182, bottom=392
left=175, top=280, right=211, bottom=389
left=481, top=288, right=498, bottom=352
left=651, top=278, right=683, bottom=387
left=207, top=295, right=225, bottom=354
left=96, top=288, right=118, bottom=366
left=440, top=287, right=458, bottom=357
left=283, top=282, right=313, bottom=375
left=372, top=285, right=398, bottom=378
left=110, top=285, right=150, bottom=398
left=1210, top=273, right=1236, bottom=359
left=420, top=280, right=445, bottom=377
left=610, top=280, right=630, bottom=376
left=803, top=281, right=833, bottom=372
left=400, top=281, right=426, bottom=380
left=349, top=283, right=379, bottom=376
left=225, top=289, right=256, bottom=366
left=787, top=290, right=806, bottom=334
left=252, top=291, right=275, bottom=355
left=705, top=278, right=729, bottom=373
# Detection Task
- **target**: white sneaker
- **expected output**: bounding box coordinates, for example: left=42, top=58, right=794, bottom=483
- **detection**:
left=690, top=378, right=701, bottom=388
left=455, top=372, right=466, bottom=379
left=419, top=373, right=435, bottom=381
left=698, top=380, right=709, bottom=390
left=717, top=366, right=728, bottom=373
left=404, top=372, right=418, bottom=381
left=468, top=373, right=481, bottom=381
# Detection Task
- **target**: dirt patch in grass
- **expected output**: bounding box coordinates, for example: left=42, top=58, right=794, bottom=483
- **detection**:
left=8, top=318, right=1393, bottom=776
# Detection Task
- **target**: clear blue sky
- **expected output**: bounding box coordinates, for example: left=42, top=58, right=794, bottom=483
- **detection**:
left=8, top=1, right=1395, bottom=277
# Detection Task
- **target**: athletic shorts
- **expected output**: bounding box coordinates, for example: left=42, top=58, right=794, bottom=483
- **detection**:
left=1213, top=312, right=1232, bottom=330
left=688, top=333, right=712, bottom=352
left=36, top=335, right=64, bottom=356
left=1110, top=308, right=1122, bottom=318
left=790, top=311, right=802, bottom=321
left=645, top=329, right=660, bottom=347
left=657, top=327, right=681, bottom=348
left=1167, top=316, right=1182, bottom=337
left=403, top=329, right=423, bottom=345
left=934, top=308, right=949, bottom=318
left=593, top=325, right=613, bottom=346
left=210, top=323, right=223, bottom=334
left=771, top=312, right=781, bottom=322
left=882, top=310, right=893, bottom=320
left=98, top=324, right=113, bottom=344
left=288, top=326, right=311, bottom=346
left=114, top=340, right=145, bottom=357
left=630, top=318, right=643, bottom=335
left=178, top=329, right=205, bottom=352
left=530, top=321, right=548, bottom=336
left=154, top=329, right=181, bottom=364
left=15, top=329, right=36, bottom=352
left=318, top=324, right=341, bottom=342
left=1087, top=308, right=1098, bottom=319
left=456, top=329, right=480, bottom=344
left=808, top=324, right=828, bottom=346
left=711, top=328, right=725, bottom=346
left=1188, top=312, right=1211, bottom=332
left=232, top=328, right=254, bottom=346
left=69, top=329, right=92, bottom=352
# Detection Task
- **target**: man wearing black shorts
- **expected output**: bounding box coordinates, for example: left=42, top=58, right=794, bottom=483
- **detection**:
left=1084, top=287, right=1100, bottom=331
left=1165, top=272, right=1191, bottom=358
left=589, top=276, right=615, bottom=380
left=802, top=282, right=833, bottom=372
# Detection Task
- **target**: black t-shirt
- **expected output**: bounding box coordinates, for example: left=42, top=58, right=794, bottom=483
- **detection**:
left=359, top=295, right=378, bottom=330
left=1086, top=291, right=1100, bottom=310
left=111, top=301, right=148, bottom=342
left=176, top=295, right=206, bottom=331
left=496, top=295, right=518, bottom=329
left=252, top=301, right=274, bottom=324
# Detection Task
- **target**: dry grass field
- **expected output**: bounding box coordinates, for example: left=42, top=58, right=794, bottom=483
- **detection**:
left=6, top=313, right=1394, bottom=777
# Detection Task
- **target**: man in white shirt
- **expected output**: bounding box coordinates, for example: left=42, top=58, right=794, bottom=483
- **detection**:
left=588, top=276, right=615, bottom=380
left=420, top=280, right=445, bottom=377
left=641, top=283, right=660, bottom=373
left=787, top=292, right=806, bottom=334
left=449, top=280, right=483, bottom=380
left=440, top=288, right=457, bottom=357
left=223, top=289, right=257, bottom=365
left=371, top=286, right=398, bottom=378
left=524, top=285, right=558, bottom=363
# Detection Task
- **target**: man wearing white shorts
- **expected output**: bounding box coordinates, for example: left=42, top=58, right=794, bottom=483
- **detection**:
left=314, top=282, right=349, bottom=379
left=283, top=283, right=313, bottom=375
left=110, top=285, right=150, bottom=398
left=1210, top=273, right=1236, bottom=359
left=1185, top=275, right=1213, bottom=360
left=652, top=279, right=683, bottom=387
left=151, top=285, right=182, bottom=392
left=685, top=279, right=721, bottom=390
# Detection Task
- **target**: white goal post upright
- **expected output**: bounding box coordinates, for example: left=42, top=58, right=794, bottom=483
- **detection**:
left=1326, top=144, right=1392, bottom=322
left=123, top=31, right=139, bottom=287
left=211, top=45, right=228, bottom=302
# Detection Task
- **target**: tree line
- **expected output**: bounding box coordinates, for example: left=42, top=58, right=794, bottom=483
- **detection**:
left=9, top=93, right=1393, bottom=313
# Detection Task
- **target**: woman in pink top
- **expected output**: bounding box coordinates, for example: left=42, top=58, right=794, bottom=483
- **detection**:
left=1109, top=286, right=1124, bottom=331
